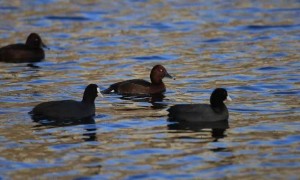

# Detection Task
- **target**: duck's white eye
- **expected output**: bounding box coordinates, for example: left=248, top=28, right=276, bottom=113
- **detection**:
left=160, top=69, right=163, bottom=72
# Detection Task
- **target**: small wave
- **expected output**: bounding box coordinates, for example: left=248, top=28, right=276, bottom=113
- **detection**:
left=45, top=16, right=90, bottom=21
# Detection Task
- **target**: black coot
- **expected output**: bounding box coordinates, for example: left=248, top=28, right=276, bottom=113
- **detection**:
left=168, top=88, right=231, bottom=122
left=30, top=84, right=103, bottom=121
left=0, top=33, right=47, bottom=63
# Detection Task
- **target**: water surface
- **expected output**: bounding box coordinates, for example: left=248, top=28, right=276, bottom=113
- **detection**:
left=0, top=0, right=299, bottom=179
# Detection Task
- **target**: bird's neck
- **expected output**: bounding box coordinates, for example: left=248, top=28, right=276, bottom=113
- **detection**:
left=150, top=76, right=163, bottom=85
left=210, top=97, right=225, bottom=108
left=82, top=95, right=96, bottom=104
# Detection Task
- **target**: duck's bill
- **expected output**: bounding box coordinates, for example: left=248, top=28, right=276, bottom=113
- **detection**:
left=97, top=88, right=104, bottom=97
left=226, top=95, right=232, bottom=101
left=165, top=72, right=176, bottom=80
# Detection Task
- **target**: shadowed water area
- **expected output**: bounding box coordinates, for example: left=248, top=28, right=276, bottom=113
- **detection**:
left=0, top=0, right=299, bottom=179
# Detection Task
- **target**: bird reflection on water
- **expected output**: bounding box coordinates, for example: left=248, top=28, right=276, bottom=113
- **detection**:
left=119, top=93, right=168, bottom=109
left=32, top=116, right=97, bottom=142
left=167, top=118, right=229, bottom=140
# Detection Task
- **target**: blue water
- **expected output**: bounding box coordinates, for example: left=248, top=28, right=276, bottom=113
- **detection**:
left=0, top=0, right=300, bottom=179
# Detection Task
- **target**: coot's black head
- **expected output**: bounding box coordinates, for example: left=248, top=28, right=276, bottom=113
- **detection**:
left=150, top=65, right=174, bottom=84
left=26, top=33, right=47, bottom=49
left=82, top=84, right=103, bottom=103
left=210, top=88, right=232, bottom=107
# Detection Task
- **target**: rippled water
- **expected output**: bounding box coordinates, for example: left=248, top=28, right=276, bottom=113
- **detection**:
left=0, top=0, right=300, bottom=179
